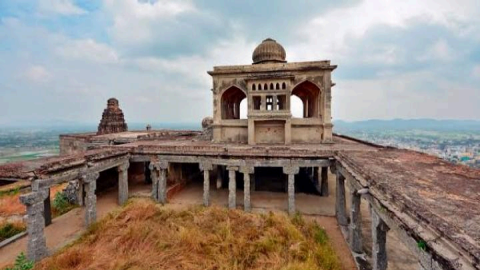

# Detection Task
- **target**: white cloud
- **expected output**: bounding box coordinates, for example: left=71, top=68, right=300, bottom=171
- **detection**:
left=25, top=65, right=52, bottom=83
left=104, top=0, right=196, bottom=45
left=38, top=0, right=87, bottom=15
left=55, top=39, right=119, bottom=64
left=418, top=39, right=454, bottom=62
left=289, top=0, right=480, bottom=61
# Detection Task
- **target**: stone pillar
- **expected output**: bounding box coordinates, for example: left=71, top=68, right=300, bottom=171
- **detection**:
left=216, top=165, right=223, bottom=189
left=199, top=162, right=213, bottom=207
left=283, top=166, right=299, bottom=215
left=77, top=179, right=84, bottom=206
left=349, top=189, right=363, bottom=253
left=371, top=206, right=390, bottom=270
left=273, top=95, right=278, bottom=110
left=82, top=172, right=99, bottom=227
left=43, top=188, right=52, bottom=226
left=227, top=166, right=238, bottom=209
left=149, top=161, right=168, bottom=203
left=117, top=162, right=130, bottom=205
left=285, top=119, right=292, bottom=145
left=19, top=189, right=50, bottom=262
left=320, top=166, right=329, bottom=196
left=240, top=166, right=254, bottom=212
left=335, top=172, right=348, bottom=226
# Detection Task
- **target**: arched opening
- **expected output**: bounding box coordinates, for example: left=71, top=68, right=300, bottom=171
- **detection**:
left=252, top=84, right=256, bottom=91
left=282, top=82, right=286, bottom=89
left=239, top=99, right=247, bottom=119
left=291, top=95, right=303, bottom=118
left=270, top=83, right=274, bottom=90
left=291, top=81, right=321, bottom=118
left=221, top=86, right=247, bottom=120
left=276, top=83, right=280, bottom=90
left=258, top=84, right=262, bottom=90
left=264, top=83, right=268, bottom=90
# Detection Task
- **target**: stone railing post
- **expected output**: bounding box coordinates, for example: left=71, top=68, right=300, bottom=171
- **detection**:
left=117, top=162, right=130, bottom=205
left=199, top=162, right=213, bottom=207
left=227, top=166, right=238, bottom=209
left=349, top=188, right=363, bottom=254
left=240, top=166, right=254, bottom=212
left=335, top=171, right=348, bottom=226
left=320, top=166, right=329, bottom=196
left=283, top=166, right=299, bottom=215
left=149, top=161, right=168, bottom=203
left=371, top=205, right=390, bottom=270
left=82, top=171, right=99, bottom=227
left=20, top=189, right=50, bottom=262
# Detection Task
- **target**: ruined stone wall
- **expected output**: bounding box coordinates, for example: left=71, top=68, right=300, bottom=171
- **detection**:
left=59, top=136, right=88, bottom=155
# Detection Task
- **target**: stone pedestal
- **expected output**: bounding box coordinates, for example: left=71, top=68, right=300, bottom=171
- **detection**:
left=20, top=189, right=50, bottom=262
left=371, top=206, right=390, bottom=270
left=117, top=162, right=130, bottom=205
left=283, top=166, right=299, bottom=215
left=335, top=172, right=348, bottom=226
left=227, top=166, right=238, bottom=209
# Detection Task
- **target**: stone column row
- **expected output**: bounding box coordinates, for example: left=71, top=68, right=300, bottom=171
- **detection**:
left=335, top=167, right=390, bottom=270
left=240, top=166, right=254, bottom=212
left=149, top=161, right=168, bottom=204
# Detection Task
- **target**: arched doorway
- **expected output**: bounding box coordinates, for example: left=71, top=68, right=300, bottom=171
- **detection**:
left=221, top=86, right=247, bottom=119
left=291, top=81, right=321, bottom=118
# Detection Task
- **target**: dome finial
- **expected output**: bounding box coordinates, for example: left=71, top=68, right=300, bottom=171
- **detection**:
left=252, top=38, right=286, bottom=64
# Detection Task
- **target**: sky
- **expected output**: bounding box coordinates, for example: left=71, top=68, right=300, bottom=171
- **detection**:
left=0, top=0, right=479, bottom=126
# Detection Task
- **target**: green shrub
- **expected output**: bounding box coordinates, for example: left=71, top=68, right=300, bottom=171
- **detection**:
left=52, top=192, right=75, bottom=217
left=0, top=223, right=26, bottom=242
left=5, top=252, right=34, bottom=270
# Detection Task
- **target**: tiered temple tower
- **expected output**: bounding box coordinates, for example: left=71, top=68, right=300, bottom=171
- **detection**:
left=97, top=98, right=128, bottom=135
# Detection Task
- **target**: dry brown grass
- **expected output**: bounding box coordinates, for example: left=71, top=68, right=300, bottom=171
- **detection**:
left=0, top=184, right=66, bottom=218
left=35, top=198, right=342, bottom=270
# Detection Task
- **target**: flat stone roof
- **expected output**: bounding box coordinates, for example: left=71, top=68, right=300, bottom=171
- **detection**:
left=337, top=148, right=480, bottom=260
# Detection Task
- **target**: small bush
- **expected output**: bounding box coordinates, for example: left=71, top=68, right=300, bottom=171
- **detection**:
left=0, top=222, right=26, bottom=242
left=52, top=192, right=76, bottom=217
left=5, top=252, right=34, bottom=270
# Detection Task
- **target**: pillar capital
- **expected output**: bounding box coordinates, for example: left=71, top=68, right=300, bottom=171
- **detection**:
left=20, top=189, right=49, bottom=206
left=199, top=161, right=213, bottom=171
left=117, top=162, right=130, bottom=172
left=283, top=166, right=299, bottom=175
left=81, top=171, right=99, bottom=183
left=240, top=166, right=254, bottom=174
left=226, top=166, right=239, bottom=171
left=149, top=160, right=168, bottom=171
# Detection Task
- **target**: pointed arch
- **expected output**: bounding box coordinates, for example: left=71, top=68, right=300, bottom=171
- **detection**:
left=221, top=86, right=247, bottom=119
left=291, top=80, right=321, bottom=118
left=252, top=84, right=256, bottom=91
left=270, top=83, right=274, bottom=90
left=258, top=84, right=262, bottom=90
left=282, top=82, right=286, bottom=89
left=264, top=83, right=268, bottom=90
left=276, top=83, right=280, bottom=90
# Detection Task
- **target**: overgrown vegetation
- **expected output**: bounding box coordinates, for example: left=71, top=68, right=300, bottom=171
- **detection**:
left=4, top=253, right=34, bottom=270
left=35, top=199, right=342, bottom=270
left=0, top=187, right=21, bottom=198
left=51, top=192, right=76, bottom=218
left=0, top=222, right=26, bottom=242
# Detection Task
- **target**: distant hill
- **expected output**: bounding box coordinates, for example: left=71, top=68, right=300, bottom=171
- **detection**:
left=334, top=119, right=480, bottom=132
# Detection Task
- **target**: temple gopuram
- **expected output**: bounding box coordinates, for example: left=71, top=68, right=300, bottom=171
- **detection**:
left=0, top=38, right=478, bottom=270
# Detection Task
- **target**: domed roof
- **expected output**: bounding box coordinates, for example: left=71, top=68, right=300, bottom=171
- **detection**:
left=252, top=38, right=286, bottom=64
